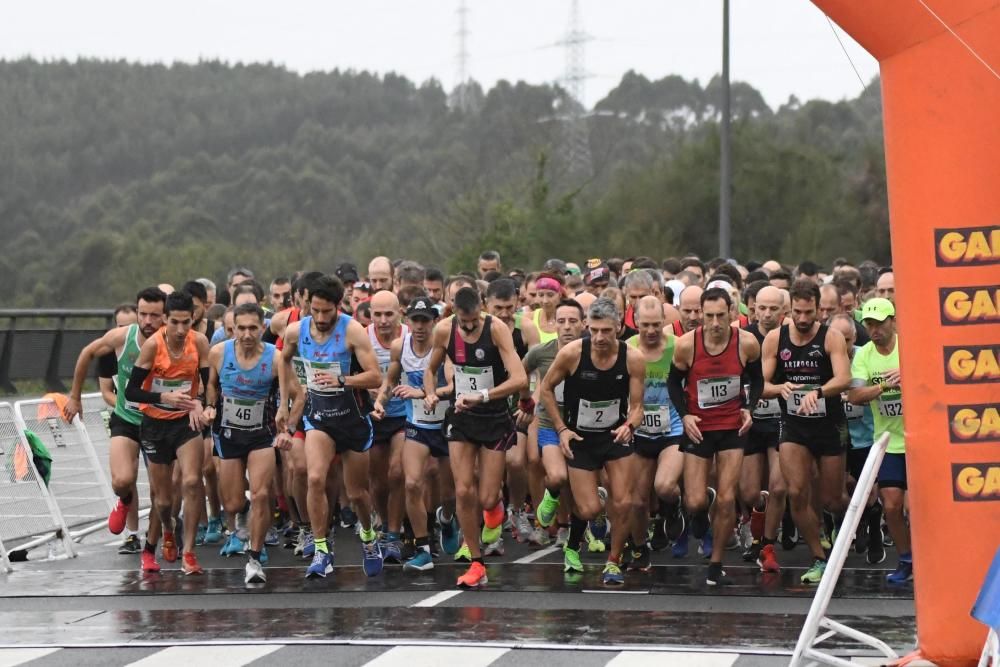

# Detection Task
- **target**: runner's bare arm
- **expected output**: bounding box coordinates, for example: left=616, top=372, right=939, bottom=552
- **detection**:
left=65, top=327, right=128, bottom=419
left=345, top=319, right=382, bottom=391
left=422, top=320, right=450, bottom=409
left=823, top=327, right=852, bottom=397
left=488, top=319, right=529, bottom=400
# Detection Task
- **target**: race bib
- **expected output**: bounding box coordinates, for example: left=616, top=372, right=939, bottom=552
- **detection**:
left=221, top=396, right=266, bottom=430
left=412, top=398, right=450, bottom=425
left=538, top=381, right=564, bottom=417
left=151, top=377, right=193, bottom=411
left=843, top=399, right=863, bottom=422
left=638, top=404, right=670, bottom=436
left=294, top=358, right=343, bottom=395
left=696, top=375, right=741, bottom=409
left=753, top=398, right=781, bottom=420
left=455, top=366, right=494, bottom=396
left=878, top=391, right=902, bottom=418
left=789, top=388, right=827, bottom=418
left=576, top=398, right=620, bottom=431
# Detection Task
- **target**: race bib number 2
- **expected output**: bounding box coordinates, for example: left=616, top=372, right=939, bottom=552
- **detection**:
left=576, top=398, right=620, bottom=431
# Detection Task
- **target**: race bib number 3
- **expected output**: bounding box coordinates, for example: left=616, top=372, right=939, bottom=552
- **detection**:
left=455, top=366, right=495, bottom=396
left=221, top=396, right=266, bottom=429
left=576, top=398, right=620, bottom=431
left=696, top=376, right=741, bottom=409
left=789, top=388, right=827, bottom=418
left=412, top=398, right=449, bottom=425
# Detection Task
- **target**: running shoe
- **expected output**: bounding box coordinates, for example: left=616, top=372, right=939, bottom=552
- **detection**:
left=737, top=515, right=753, bottom=551
left=757, top=544, right=780, bottom=572
left=626, top=544, right=651, bottom=572
left=220, top=532, right=246, bottom=557
left=140, top=549, right=160, bottom=573
left=437, top=506, right=461, bottom=555
left=107, top=499, right=128, bottom=535
left=362, top=539, right=384, bottom=577
left=555, top=526, right=569, bottom=547
left=264, top=526, right=280, bottom=547
left=584, top=525, right=606, bottom=553
left=563, top=546, right=584, bottom=573
left=195, top=523, right=207, bottom=546
left=340, top=506, right=358, bottom=530
left=671, top=529, right=690, bottom=558
left=483, top=537, right=505, bottom=557
left=259, top=547, right=269, bottom=565
left=204, top=516, right=223, bottom=544
left=650, top=516, right=669, bottom=551
left=503, top=508, right=514, bottom=533
left=536, top=489, right=560, bottom=528
left=293, top=527, right=306, bottom=555
left=698, top=531, right=714, bottom=559
left=866, top=521, right=886, bottom=564
left=819, top=530, right=832, bottom=551
left=665, top=506, right=686, bottom=541
left=886, top=560, right=913, bottom=584
left=305, top=550, right=333, bottom=578
left=602, top=561, right=624, bottom=585
left=742, top=539, right=762, bottom=563
left=454, top=542, right=472, bottom=563
left=456, top=561, right=487, bottom=588
left=781, top=506, right=797, bottom=551
left=801, top=558, right=827, bottom=584
left=514, top=511, right=533, bottom=543
left=481, top=503, right=504, bottom=545
left=527, top=525, right=551, bottom=547
left=403, top=549, right=434, bottom=572
left=706, top=561, right=729, bottom=586
left=118, top=534, right=141, bottom=555
left=382, top=532, right=403, bottom=564
left=181, top=552, right=203, bottom=575
left=161, top=532, right=178, bottom=563
left=245, top=557, right=266, bottom=584
left=302, top=530, right=315, bottom=559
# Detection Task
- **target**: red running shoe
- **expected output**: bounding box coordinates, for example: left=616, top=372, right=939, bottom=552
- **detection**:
left=140, top=550, right=160, bottom=573
left=757, top=543, right=781, bottom=573
left=108, top=499, right=128, bottom=535
left=182, top=552, right=203, bottom=575
left=162, top=533, right=178, bottom=563
left=456, top=561, right=487, bottom=589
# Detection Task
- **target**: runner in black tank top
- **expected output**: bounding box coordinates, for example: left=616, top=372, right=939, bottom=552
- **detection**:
left=423, top=287, right=528, bottom=589
left=760, top=280, right=852, bottom=583
left=540, top=297, right=645, bottom=587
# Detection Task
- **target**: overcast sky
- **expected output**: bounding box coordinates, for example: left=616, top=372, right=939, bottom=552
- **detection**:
left=0, top=1, right=879, bottom=109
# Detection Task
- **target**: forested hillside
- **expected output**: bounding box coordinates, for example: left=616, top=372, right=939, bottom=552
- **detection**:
left=0, top=59, right=888, bottom=306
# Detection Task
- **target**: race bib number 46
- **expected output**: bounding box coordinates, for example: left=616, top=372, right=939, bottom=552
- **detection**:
left=221, top=396, right=265, bottom=430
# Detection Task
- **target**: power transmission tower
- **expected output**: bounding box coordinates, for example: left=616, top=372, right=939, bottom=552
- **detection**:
left=559, top=0, right=593, bottom=179
left=454, top=0, right=471, bottom=112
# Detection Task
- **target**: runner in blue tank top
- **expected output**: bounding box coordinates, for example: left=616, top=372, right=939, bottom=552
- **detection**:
left=277, top=275, right=385, bottom=580
left=203, top=303, right=287, bottom=585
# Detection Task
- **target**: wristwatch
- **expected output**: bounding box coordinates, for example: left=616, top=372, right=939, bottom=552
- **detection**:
left=337, top=374, right=346, bottom=387
left=286, top=427, right=296, bottom=436
left=480, top=388, right=490, bottom=402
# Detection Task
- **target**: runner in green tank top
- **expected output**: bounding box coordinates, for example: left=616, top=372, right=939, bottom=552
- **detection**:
left=64, top=287, right=167, bottom=571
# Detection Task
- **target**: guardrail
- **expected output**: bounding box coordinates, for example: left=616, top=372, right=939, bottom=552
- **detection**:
left=0, top=309, right=113, bottom=394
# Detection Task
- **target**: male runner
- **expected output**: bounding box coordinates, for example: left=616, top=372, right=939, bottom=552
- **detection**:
left=423, top=287, right=528, bottom=588
left=762, top=280, right=852, bottom=584
left=368, top=256, right=394, bottom=293
left=540, top=297, right=645, bottom=586
left=672, top=285, right=704, bottom=336
left=277, top=275, right=384, bottom=578
left=668, top=287, right=761, bottom=586
left=378, top=297, right=457, bottom=571
left=124, top=291, right=211, bottom=575
left=367, top=290, right=409, bottom=563
left=627, top=296, right=685, bottom=568
left=64, top=287, right=167, bottom=570
left=847, top=298, right=911, bottom=583
left=203, top=303, right=294, bottom=583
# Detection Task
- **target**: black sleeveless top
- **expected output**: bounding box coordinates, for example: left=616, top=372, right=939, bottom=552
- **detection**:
left=563, top=338, right=629, bottom=433
left=774, top=324, right=843, bottom=423
left=447, top=315, right=509, bottom=416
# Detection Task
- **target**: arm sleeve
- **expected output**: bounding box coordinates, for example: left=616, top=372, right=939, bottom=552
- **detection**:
left=97, top=352, right=118, bottom=380
left=743, top=359, right=764, bottom=409
left=667, top=362, right=689, bottom=418
left=199, top=367, right=210, bottom=400
left=124, top=366, right=160, bottom=405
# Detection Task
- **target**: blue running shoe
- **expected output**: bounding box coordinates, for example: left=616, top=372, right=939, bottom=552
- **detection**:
left=382, top=532, right=403, bottom=564
left=602, top=561, right=624, bottom=586
left=362, top=539, right=384, bottom=577
left=220, top=532, right=245, bottom=557
left=302, top=531, right=315, bottom=559
left=699, top=531, right=713, bottom=559
left=886, top=560, right=913, bottom=584
left=195, top=523, right=207, bottom=546
left=305, top=550, right=333, bottom=578
left=204, top=517, right=223, bottom=544
left=403, top=549, right=434, bottom=572
left=437, top=506, right=461, bottom=555
left=264, top=526, right=280, bottom=547
left=672, top=529, right=690, bottom=558
left=259, top=547, right=269, bottom=565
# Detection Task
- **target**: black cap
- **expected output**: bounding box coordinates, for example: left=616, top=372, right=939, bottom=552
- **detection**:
left=542, top=258, right=568, bottom=275
left=335, top=262, right=359, bottom=284
left=405, top=298, right=437, bottom=320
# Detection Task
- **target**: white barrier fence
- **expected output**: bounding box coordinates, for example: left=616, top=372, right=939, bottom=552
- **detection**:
left=789, top=432, right=896, bottom=667
left=0, top=401, right=76, bottom=567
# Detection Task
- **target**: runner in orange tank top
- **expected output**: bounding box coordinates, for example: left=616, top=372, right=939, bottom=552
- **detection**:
left=125, top=291, right=211, bottom=575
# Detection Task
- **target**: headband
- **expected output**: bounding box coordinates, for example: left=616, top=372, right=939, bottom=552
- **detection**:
left=534, top=277, right=563, bottom=293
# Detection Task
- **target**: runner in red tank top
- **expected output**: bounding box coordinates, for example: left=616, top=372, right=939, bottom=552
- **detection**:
left=667, top=287, right=762, bottom=586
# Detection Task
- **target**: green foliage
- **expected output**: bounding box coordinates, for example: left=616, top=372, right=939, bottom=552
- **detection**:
left=0, top=59, right=888, bottom=306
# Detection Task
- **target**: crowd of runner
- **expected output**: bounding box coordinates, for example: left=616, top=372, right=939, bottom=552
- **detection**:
left=63, top=252, right=909, bottom=589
